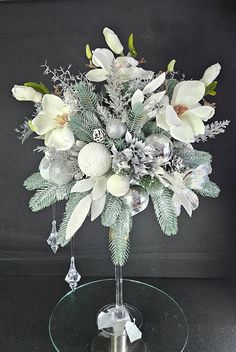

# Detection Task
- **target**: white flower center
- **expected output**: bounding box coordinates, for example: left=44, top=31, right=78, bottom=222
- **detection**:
left=56, top=113, right=69, bottom=126
left=174, top=105, right=188, bottom=118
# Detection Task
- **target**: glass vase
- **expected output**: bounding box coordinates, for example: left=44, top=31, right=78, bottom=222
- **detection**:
left=91, top=265, right=147, bottom=351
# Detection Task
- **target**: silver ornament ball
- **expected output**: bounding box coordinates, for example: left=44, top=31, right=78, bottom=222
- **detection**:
left=106, top=119, right=127, bottom=139
left=124, top=185, right=149, bottom=216
left=39, top=155, right=73, bottom=186
left=49, top=161, right=73, bottom=186
left=145, top=134, right=173, bottom=165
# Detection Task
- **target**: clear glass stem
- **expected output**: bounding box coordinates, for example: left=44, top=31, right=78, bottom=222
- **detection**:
left=115, top=265, right=125, bottom=319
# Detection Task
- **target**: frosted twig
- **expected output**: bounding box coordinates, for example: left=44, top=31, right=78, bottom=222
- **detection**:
left=195, top=120, right=230, bottom=142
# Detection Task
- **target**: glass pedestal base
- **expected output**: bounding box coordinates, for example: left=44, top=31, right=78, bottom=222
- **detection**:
left=49, top=279, right=189, bottom=352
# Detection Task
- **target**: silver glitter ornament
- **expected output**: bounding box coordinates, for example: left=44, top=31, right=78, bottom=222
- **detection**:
left=106, top=119, right=127, bottom=139
left=145, top=134, right=173, bottom=165
left=93, top=128, right=106, bottom=142
left=124, top=185, right=149, bottom=216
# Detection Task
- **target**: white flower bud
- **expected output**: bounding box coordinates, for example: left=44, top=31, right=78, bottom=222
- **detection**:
left=200, top=63, right=221, bottom=86
left=12, top=85, right=42, bottom=103
left=103, top=27, right=124, bottom=55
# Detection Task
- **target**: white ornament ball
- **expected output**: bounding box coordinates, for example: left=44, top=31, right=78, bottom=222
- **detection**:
left=39, top=156, right=52, bottom=182
left=106, top=119, right=127, bottom=139
left=49, top=162, right=73, bottom=186
left=107, top=174, right=130, bottom=197
left=78, top=142, right=112, bottom=177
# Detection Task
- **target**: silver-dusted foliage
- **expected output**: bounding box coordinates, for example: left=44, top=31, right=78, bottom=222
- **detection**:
left=111, top=132, right=158, bottom=180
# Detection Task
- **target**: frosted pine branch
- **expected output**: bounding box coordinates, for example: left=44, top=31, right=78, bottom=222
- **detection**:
left=195, top=120, right=230, bottom=142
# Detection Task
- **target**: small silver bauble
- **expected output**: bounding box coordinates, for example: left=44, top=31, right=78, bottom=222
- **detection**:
left=145, top=134, right=173, bottom=165
left=93, top=128, right=106, bottom=143
left=106, top=119, right=127, bottom=139
left=124, top=185, right=149, bottom=216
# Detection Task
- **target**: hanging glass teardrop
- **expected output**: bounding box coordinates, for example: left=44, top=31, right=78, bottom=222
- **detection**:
left=47, top=220, right=59, bottom=254
left=65, top=256, right=81, bottom=291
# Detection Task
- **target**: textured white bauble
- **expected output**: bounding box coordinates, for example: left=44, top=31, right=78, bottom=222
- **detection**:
left=106, top=119, right=127, bottom=139
left=107, top=174, right=130, bottom=197
left=49, top=162, right=73, bottom=186
left=39, top=156, right=51, bottom=182
left=78, top=142, right=112, bottom=177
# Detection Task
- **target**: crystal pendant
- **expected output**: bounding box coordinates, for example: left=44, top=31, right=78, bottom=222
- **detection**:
left=47, top=220, right=59, bottom=254
left=65, top=256, right=81, bottom=291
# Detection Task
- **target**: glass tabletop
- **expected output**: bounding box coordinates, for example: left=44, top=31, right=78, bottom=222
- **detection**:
left=49, top=279, right=189, bottom=352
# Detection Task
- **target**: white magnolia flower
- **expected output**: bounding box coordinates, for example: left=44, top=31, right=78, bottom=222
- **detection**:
left=131, top=72, right=166, bottom=118
left=32, top=94, right=75, bottom=151
left=12, top=85, right=42, bottom=103
left=103, top=27, right=124, bottom=55
left=200, top=63, right=221, bottom=86
left=156, top=81, right=215, bottom=143
left=86, top=48, right=153, bottom=82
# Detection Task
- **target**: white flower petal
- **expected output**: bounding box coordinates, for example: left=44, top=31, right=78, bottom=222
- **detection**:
left=71, top=178, right=95, bottom=193
left=32, top=113, right=59, bottom=135
left=188, top=106, right=215, bottom=121
left=45, top=125, right=75, bottom=151
left=171, top=80, right=205, bottom=107
left=85, top=68, right=108, bottom=82
left=115, top=56, right=138, bottom=67
left=66, top=194, right=92, bottom=240
left=91, top=194, right=106, bottom=221
left=121, top=67, right=153, bottom=81
left=201, top=63, right=221, bottom=86
left=169, top=118, right=195, bottom=143
left=42, top=94, right=68, bottom=117
left=156, top=111, right=169, bottom=131
left=142, top=72, right=166, bottom=95
left=145, top=91, right=166, bottom=108
left=182, top=112, right=205, bottom=136
left=131, top=89, right=144, bottom=108
left=103, top=27, right=124, bottom=55
left=92, top=48, right=114, bottom=71
left=165, top=105, right=181, bottom=127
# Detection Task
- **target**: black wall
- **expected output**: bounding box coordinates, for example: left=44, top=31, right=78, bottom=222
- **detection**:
left=0, top=0, right=235, bottom=278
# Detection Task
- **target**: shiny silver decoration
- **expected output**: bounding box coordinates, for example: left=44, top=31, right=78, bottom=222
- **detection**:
left=49, top=161, right=73, bottom=186
left=65, top=256, right=81, bottom=291
left=145, top=134, right=173, bottom=166
left=93, top=128, right=106, bottom=142
left=106, top=119, right=127, bottom=139
left=47, top=220, right=59, bottom=253
left=124, top=185, right=149, bottom=216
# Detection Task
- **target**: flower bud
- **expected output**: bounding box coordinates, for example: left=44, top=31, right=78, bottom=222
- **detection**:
left=12, top=85, right=42, bottom=103
left=103, top=27, right=124, bottom=55
left=85, top=44, right=92, bottom=60
left=201, top=63, right=221, bottom=86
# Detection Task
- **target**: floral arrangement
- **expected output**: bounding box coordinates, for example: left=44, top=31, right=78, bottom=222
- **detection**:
left=12, top=27, right=229, bottom=266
